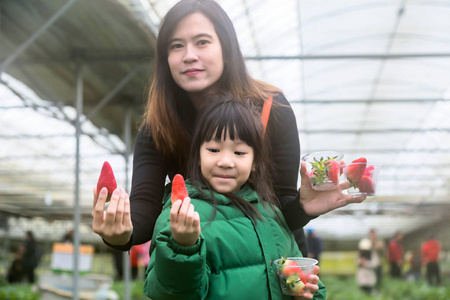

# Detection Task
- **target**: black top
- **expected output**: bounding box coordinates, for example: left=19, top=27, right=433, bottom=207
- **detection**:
left=107, top=93, right=312, bottom=254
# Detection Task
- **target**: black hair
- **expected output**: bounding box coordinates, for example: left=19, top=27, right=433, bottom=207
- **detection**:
left=187, top=95, right=280, bottom=222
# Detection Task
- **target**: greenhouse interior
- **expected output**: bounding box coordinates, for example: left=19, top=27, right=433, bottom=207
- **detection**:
left=0, top=0, right=449, bottom=299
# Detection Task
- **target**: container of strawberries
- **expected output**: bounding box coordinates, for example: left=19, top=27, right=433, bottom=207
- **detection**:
left=301, top=151, right=344, bottom=191
left=343, top=157, right=381, bottom=197
left=273, top=256, right=318, bottom=296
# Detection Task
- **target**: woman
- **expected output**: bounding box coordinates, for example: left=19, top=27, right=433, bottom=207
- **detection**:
left=92, top=0, right=365, bottom=256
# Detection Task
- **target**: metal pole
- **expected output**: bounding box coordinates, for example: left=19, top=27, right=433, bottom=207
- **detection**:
left=73, top=63, right=84, bottom=300
left=122, top=105, right=132, bottom=300
left=0, top=0, right=79, bottom=74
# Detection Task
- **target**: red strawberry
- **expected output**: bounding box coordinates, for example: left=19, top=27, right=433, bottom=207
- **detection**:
left=346, top=157, right=367, bottom=187
left=96, top=161, right=117, bottom=202
left=171, top=174, right=189, bottom=204
left=326, top=159, right=340, bottom=184
left=363, top=165, right=375, bottom=177
left=278, top=257, right=303, bottom=278
left=359, top=175, right=375, bottom=194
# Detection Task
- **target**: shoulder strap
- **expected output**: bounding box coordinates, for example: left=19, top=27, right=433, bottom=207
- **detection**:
left=261, top=96, right=273, bottom=135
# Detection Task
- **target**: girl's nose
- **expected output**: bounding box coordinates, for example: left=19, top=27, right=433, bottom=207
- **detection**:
left=183, top=44, right=198, bottom=63
left=217, top=153, right=234, bottom=168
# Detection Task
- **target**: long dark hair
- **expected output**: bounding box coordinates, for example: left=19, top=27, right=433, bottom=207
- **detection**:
left=142, top=0, right=281, bottom=167
left=187, top=95, right=280, bottom=222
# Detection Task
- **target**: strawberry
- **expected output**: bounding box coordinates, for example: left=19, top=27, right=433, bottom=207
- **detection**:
left=359, top=175, right=375, bottom=194
left=363, top=165, right=374, bottom=177
left=286, top=274, right=306, bottom=295
left=327, top=159, right=340, bottom=184
left=171, top=174, right=189, bottom=204
left=96, top=161, right=117, bottom=202
left=346, top=157, right=367, bottom=187
left=277, top=256, right=303, bottom=279
left=309, top=155, right=339, bottom=186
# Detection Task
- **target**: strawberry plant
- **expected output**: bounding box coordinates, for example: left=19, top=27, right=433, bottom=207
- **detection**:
left=309, top=155, right=339, bottom=186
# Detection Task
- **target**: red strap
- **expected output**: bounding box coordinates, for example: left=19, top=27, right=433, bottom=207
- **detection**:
left=261, top=96, right=273, bottom=135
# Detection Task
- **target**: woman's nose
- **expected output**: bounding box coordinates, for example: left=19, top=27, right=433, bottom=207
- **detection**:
left=183, top=44, right=198, bottom=63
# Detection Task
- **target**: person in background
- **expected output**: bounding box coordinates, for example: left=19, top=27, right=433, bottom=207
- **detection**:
left=405, top=247, right=421, bottom=282
left=143, top=97, right=325, bottom=299
left=22, top=230, right=38, bottom=283
left=388, top=231, right=404, bottom=278
left=92, top=0, right=367, bottom=260
left=421, top=233, right=441, bottom=286
left=306, top=228, right=323, bottom=264
left=7, top=246, right=24, bottom=284
left=356, top=238, right=376, bottom=295
left=368, top=228, right=385, bottom=289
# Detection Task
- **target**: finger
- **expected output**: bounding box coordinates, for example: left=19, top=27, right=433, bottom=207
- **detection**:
left=170, top=200, right=183, bottom=224
left=178, top=198, right=192, bottom=225
left=313, top=265, right=320, bottom=275
left=193, top=211, right=201, bottom=231
left=344, top=195, right=366, bottom=204
left=308, top=274, right=320, bottom=285
left=122, top=192, right=132, bottom=226
left=105, top=189, right=120, bottom=226
left=115, top=189, right=125, bottom=224
left=340, top=160, right=345, bottom=175
left=339, top=180, right=352, bottom=190
left=300, top=161, right=311, bottom=185
left=185, top=203, right=195, bottom=227
left=92, top=187, right=108, bottom=222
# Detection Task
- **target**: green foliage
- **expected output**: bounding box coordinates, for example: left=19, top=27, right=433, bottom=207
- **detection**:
left=0, top=284, right=40, bottom=300
left=322, top=275, right=450, bottom=300
left=112, top=279, right=149, bottom=300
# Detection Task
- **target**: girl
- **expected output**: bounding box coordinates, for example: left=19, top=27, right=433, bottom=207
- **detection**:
left=143, top=97, right=326, bottom=299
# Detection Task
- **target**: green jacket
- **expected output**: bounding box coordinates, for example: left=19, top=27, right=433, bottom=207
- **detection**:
left=144, top=181, right=326, bottom=300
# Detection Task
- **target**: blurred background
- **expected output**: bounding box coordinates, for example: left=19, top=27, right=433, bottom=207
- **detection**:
left=1, top=0, right=449, bottom=299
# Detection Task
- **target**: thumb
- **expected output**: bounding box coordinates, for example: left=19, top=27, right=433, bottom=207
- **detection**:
left=300, top=161, right=311, bottom=185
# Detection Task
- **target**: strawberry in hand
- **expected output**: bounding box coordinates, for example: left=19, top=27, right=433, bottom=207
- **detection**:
left=345, top=157, right=367, bottom=187
left=359, top=176, right=375, bottom=194
left=171, top=174, right=189, bottom=204
left=96, top=161, right=117, bottom=202
left=327, top=159, right=340, bottom=184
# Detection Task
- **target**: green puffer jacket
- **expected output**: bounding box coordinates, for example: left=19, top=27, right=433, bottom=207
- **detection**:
left=143, top=181, right=326, bottom=300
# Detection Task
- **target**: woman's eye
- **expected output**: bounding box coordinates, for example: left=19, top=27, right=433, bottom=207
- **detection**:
left=169, top=43, right=183, bottom=50
left=197, top=39, right=209, bottom=46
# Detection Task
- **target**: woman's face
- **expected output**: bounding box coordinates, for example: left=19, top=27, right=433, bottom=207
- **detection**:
left=167, top=12, right=224, bottom=96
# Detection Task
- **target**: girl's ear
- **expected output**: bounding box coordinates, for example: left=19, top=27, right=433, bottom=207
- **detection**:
left=252, top=162, right=256, bottom=172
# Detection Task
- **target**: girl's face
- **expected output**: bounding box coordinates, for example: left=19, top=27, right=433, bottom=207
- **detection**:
left=168, top=12, right=224, bottom=97
left=200, top=131, right=254, bottom=194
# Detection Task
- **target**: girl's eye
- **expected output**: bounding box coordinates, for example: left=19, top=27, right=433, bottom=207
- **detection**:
left=207, top=148, right=219, bottom=153
left=235, top=151, right=246, bottom=156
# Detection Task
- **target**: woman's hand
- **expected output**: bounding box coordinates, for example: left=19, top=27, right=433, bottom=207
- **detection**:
left=299, top=161, right=366, bottom=216
left=295, top=265, right=320, bottom=299
left=170, top=198, right=201, bottom=247
left=92, top=187, right=133, bottom=246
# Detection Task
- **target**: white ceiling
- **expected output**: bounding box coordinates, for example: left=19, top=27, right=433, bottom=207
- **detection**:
left=1, top=0, right=449, bottom=241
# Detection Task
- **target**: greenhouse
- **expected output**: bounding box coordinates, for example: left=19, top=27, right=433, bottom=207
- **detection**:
left=0, top=0, right=449, bottom=299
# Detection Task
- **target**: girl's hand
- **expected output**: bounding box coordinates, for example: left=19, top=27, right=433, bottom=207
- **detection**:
left=92, top=187, right=133, bottom=246
left=295, top=265, right=320, bottom=299
left=170, top=198, right=201, bottom=247
left=299, top=161, right=366, bottom=216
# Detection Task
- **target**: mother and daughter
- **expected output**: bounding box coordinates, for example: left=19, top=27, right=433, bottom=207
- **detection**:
left=92, top=0, right=365, bottom=298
